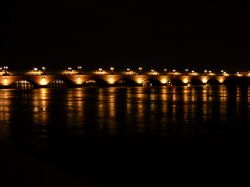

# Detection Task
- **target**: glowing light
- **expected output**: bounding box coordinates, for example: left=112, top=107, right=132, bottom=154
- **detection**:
left=202, top=78, right=208, bottom=84
left=161, top=78, right=167, bottom=84
left=236, top=72, right=242, bottom=77
left=137, top=77, right=143, bottom=84
left=218, top=77, right=224, bottom=83
left=148, top=70, right=159, bottom=75
left=3, top=78, right=8, bottom=85
left=182, top=78, right=189, bottom=84
left=40, top=77, right=47, bottom=86
left=110, top=67, right=114, bottom=71
left=76, top=77, right=82, bottom=84
left=138, top=67, right=143, bottom=71
left=108, top=77, right=115, bottom=84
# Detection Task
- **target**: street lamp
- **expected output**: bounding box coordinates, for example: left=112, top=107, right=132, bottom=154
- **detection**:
left=110, top=67, right=114, bottom=74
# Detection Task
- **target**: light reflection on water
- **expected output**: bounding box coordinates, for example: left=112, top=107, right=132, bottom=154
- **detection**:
left=0, top=86, right=249, bottom=140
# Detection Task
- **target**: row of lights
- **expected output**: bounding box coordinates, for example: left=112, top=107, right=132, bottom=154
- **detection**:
left=1, top=66, right=249, bottom=76
left=33, top=67, right=46, bottom=71
left=0, top=66, right=8, bottom=71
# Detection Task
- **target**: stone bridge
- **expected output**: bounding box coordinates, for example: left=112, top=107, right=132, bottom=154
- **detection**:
left=1, top=72, right=249, bottom=88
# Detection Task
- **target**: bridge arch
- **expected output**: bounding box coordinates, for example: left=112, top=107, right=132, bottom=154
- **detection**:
left=190, top=77, right=203, bottom=85
left=11, top=79, right=39, bottom=88
left=83, top=77, right=109, bottom=86
left=114, top=77, right=138, bottom=86
left=142, top=78, right=162, bottom=86
left=169, top=78, right=184, bottom=86
left=207, top=78, right=220, bottom=85
left=47, top=78, right=76, bottom=87
left=224, top=77, right=249, bottom=86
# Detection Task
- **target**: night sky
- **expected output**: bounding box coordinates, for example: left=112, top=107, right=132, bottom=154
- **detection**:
left=1, top=1, right=250, bottom=71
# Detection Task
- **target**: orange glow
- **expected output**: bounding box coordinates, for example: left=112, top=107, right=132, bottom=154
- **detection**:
left=40, top=77, right=47, bottom=85
left=137, top=77, right=143, bottom=84
left=76, top=77, right=82, bottom=85
left=94, top=71, right=107, bottom=75
left=218, top=77, right=224, bottom=83
left=201, top=78, right=208, bottom=84
left=108, top=77, right=115, bottom=84
left=3, top=78, right=8, bottom=86
left=182, top=78, right=189, bottom=84
left=161, top=78, right=167, bottom=84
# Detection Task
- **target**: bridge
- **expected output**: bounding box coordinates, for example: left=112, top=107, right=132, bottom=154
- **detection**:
left=0, top=69, right=250, bottom=88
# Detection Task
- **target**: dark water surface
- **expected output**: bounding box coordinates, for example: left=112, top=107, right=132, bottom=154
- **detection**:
left=0, top=86, right=250, bottom=186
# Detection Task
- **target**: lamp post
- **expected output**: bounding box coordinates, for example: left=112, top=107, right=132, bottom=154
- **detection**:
left=77, top=66, right=82, bottom=74
left=138, top=67, right=143, bottom=74
left=3, top=66, right=8, bottom=75
left=41, top=66, right=46, bottom=75
left=110, top=67, right=114, bottom=74
left=33, top=67, right=39, bottom=75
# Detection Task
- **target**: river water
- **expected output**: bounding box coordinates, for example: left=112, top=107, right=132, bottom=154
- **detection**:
left=0, top=86, right=250, bottom=186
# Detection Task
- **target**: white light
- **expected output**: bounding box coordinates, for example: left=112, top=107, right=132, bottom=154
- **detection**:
left=151, top=69, right=154, bottom=72
left=110, top=67, right=114, bottom=71
left=33, top=67, right=38, bottom=71
left=139, top=67, right=142, bottom=71
left=68, top=67, right=72, bottom=71
left=99, top=68, right=103, bottom=71
left=127, top=68, right=130, bottom=71
left=42, top=67, right=46, bottom=70
left=164, top=69, right=167, bottom=72
left=185, top=69, right=189, bottom=72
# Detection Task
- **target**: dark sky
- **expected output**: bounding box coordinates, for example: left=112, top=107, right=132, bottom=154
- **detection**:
left=1, top=1, right=250, bottom=71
